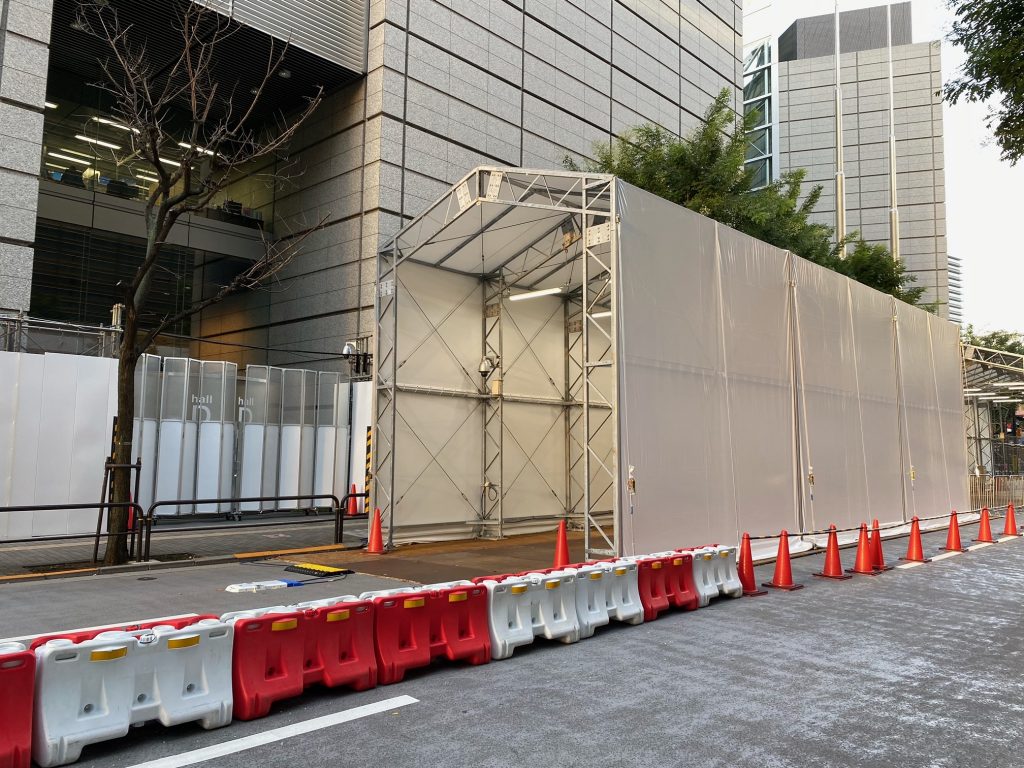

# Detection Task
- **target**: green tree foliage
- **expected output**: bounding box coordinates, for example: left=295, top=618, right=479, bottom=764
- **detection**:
left=962, top=324, right=1024, bottom=355
left=944, top=0, right=1024, bottom=164
left=566, top=89, right=923, bottom=305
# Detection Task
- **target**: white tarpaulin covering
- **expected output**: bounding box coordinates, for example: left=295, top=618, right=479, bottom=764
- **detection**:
left=376, top=168, right=967, bottom=554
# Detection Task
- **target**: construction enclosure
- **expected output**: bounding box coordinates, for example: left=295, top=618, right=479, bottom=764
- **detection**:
left=373, top=168, right=966, bottom=558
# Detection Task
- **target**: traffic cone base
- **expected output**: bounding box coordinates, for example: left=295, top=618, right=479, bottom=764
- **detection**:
left=814, top=525, right=852, bottom=580
left=738, top=533, right=768, bottom=596
left=762, top=581, right=805, bottom=591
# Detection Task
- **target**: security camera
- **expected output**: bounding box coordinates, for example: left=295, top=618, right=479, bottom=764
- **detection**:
left=342, top=341, right=358, bottom=356
left=479, top=356, right=495, bottom=378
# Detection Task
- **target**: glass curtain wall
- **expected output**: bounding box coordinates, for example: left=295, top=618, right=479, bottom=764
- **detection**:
left=743, top=41, right=773, bottom=190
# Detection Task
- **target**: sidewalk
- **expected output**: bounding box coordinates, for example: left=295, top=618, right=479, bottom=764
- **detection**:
left=0, top=513, right=369, bottom=577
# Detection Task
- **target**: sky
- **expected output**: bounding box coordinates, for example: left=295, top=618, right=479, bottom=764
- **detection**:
left=743, top=0, right=1024, bottom=335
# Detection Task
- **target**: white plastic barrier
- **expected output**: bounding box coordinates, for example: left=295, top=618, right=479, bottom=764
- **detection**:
left=597, top=561, right=644, bottom=624
left=293, top=594, right=360, bottom=610
left=709, top=545, right=743, bottom=598
left=358, top=587, right=419, bottom=600
left=483, top=578, right=537, bottom=660
left=563, top=565, right=610, bottom=639
left=688, top=548, right=720, bottom=607
left=33, top=619, right=233, bottom=767
left=520, top=572, right=581, bottom=644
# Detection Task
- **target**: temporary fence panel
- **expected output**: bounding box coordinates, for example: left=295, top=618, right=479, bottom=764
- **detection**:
left=278, top=369, right=317, bottom=508
left=930, top=316, right=969, bottom=513
left=792, top=259, right=871, bottom=533
left=314, top=372, right=351, bottom=503
left=238, top=365, right=269, bottom=511
left=154, top=358, right=201, bottom=515
left=195, top=362, right=238, bottom=513
left=131, top=354, right=162, bottom=515
left=848, top=284, right=904, bottom=527
left=615, top=187, right=736, bottom=554
left=349, top=380, right=373, bottom=515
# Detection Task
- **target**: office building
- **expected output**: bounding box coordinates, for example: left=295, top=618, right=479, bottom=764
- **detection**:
left=0, top=0, right=743, bottom=366
left=743, top=3, right=952, bottom=316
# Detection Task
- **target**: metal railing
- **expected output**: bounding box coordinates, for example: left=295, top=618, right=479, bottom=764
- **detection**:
left=970, top=475, right=1024, bottom=511
left=0, top=501, right=145, bottom=562
left=139, top=492, right=368, bottom=562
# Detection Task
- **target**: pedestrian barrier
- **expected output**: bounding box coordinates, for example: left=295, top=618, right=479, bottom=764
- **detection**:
left=563, top=564, right=610, bottom=639
left=521, top=571, right=581, bottom=644
left=225, top=601, right=376, bottom=720
left=708, top=546, right=743, bottom=598
left=424, top=583, right=491, bottom=665
left=620, top=555, right=674, bottom=620
left=482, top=577, right=537, bottom=660
left=367, top=589, right=433, bottom=684
left=0, top=642, right=33, bottom=768
left=650, top=552, right=700, bottom=610
left=686, top=548, right=722, bottom=607
left=596, top=561, right=644, bottom=625
left=32, top=619, right=233, bottom=767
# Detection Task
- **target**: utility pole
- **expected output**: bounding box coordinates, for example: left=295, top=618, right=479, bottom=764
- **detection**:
left=834, top=1, right=847, bottom=256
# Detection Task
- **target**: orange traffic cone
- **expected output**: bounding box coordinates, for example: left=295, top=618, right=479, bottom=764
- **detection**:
left=943, top=510, right=966, bottom=552
left=869, top=519, right=893, bottom=571
left=974, top=506, right=996, bottom=543
left=1005, top=502, right=1020, bottom=537
left=813, top=525, right=851, bottom=580
left=366, top=507, right=385, bottom=554
left=847, top=523, right=879, bottom=575
left=738, top=532, right=767, bottom=596
left=347, top=484, right=360, bottom=516
left=901, top=516, right=930, bottom=563
left=762, top=530, right=804, bottom=591
left=553, top=520, right=571, bottom=568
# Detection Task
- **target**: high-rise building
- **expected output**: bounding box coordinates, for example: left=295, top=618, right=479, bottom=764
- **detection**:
left=0, top=0, right=744, bottom=366
left=742, top=3, right=951, bottom=317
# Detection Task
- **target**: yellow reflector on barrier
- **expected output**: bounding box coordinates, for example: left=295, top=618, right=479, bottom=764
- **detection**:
left=167, top=635, right=200, bottom=650
left=672, top=558, right=683, bottom=566
left=89, top=647, right=127, bottom=662
left=448, top=592, right=468, bottom=603
left=403, top=598, right=425, bottom=609
left=271, top=619, right=298, bottom=632
left=589, top=572, right=603, bottom=580
left=651, top=562, right=662, bottom=569
left=545, top=580, right=560, bottom=589
left=614, top=567, right=627, bottom=576
left=720, top=551, right=729, bottom=558
left=326, top=610, right=350, bottom=622
left=510, top=585, right=528, bottom=595
left=703, top=554, right=714, bottom=561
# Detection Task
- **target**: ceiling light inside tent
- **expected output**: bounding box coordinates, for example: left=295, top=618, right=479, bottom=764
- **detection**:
left=508, top=286, right=563, bottom=302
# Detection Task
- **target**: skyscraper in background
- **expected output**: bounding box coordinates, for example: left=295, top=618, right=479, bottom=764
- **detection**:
left=743, top=2, right=956, bottom=320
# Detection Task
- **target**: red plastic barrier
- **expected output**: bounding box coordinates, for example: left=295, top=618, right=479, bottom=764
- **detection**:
left=0, top=645, right=32, bottom=768
left=27, top=614, right=219, bottom=650
left=232, top=603, right=376, bottom=720
left=427, top=584, right=490, bottom=665
left=634, top=556, right=672, bottom=621
left=372, top=591, right=433, bottom=685
left=664, top=553, right=699, bottom=611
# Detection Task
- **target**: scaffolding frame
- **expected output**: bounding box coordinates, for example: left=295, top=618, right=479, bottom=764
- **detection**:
left=373, top=168, right=619, bottom=558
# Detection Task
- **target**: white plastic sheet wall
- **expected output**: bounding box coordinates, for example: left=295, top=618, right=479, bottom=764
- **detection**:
left=615, top=182, right=967, bottom=554
left=0, top=352, right=118, bottom=537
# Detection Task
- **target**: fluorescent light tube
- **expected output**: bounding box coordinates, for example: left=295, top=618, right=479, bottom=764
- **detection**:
left=47, top=151, right=90, bottom=166
left=44, top=101, right=58, bottom=109
left=76, top=134, right=121, bottom=150
left=91, top=116, right=139, bottom=134
left=508, top=286, right=563, bottom=302
left=591, top=311, right=612, bottom=319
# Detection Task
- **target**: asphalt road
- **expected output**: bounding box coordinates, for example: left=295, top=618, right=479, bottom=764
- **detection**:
left=12, top=520, right=1023, bottom=768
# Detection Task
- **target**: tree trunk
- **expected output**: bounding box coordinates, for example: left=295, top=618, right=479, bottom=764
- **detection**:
left=103, top=310, right=138, bottom=565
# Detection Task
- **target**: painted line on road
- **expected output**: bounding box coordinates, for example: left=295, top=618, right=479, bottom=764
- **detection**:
left=122, top=695, right=419, bottom=768
left=998, top=535, right=1019, bottom=543
left=931, top=551, right=961, bottom=561
left=966, top=543, right=994, bottom=551
left=896, top=561, right=923, bottom=570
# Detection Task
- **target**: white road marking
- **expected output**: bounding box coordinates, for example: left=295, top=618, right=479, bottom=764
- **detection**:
left=123, top=695, right=419, bottom=768
left=998, top=536, right=1019, bottom=543
left=967, top=543, right=993, bottom=551
left=931, top=551, right=961, bottom=561
left=896, top=562, right=923, bottom=570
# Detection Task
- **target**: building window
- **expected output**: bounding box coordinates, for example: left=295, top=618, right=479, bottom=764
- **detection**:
left=742, top=42, right=774, bottom=190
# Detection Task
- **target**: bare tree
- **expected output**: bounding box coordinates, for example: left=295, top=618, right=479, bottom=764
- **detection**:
left=73, top=0, right=325, bottom=564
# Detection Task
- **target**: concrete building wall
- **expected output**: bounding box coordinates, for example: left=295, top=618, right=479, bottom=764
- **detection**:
left=778, top=41, right=949, bottom=315
left=247, top=0, right=744, bottom=369
left=0, top=0, right=52, bottom=312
